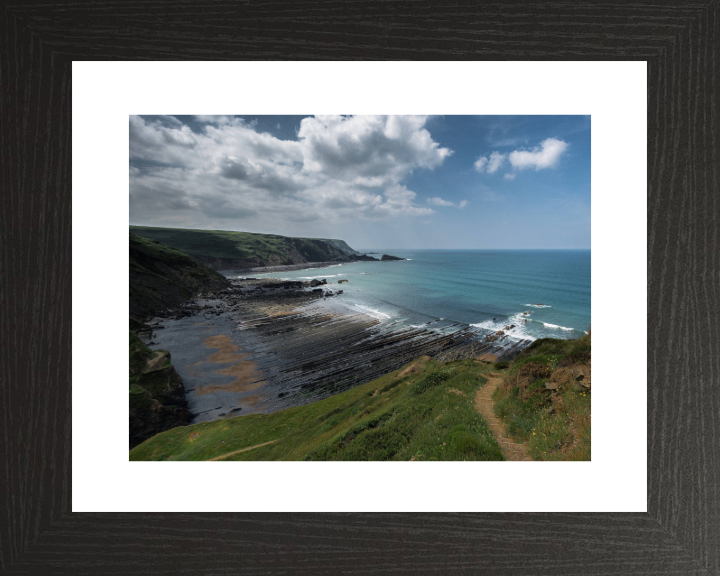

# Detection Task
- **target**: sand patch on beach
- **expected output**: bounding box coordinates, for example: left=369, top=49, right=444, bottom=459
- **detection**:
left=204, top=335, right=245, bottom=364
left=195, top=335, right=266, bottom=395
left=237, top=394, right=263, bottom=407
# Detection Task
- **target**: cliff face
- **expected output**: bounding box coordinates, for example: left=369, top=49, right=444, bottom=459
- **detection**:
left=130, top=233, right=230, bottom=320
left=322, top=238, right=361, bottom=256
left=130, top=226, right=363, bottom=270
left=129, top=331, right=191, bottom=449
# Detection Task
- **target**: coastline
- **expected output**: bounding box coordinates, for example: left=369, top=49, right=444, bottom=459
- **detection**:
left=218, top=259, right=369, bottom=275
left=144, top=276, right=531, bottom=425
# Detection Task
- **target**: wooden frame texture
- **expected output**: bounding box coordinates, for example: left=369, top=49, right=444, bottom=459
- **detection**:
left=1, top=2, right=718, bottom=574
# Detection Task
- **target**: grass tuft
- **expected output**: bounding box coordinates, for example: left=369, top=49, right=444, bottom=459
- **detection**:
left=493, top=332, right=591, bottom=460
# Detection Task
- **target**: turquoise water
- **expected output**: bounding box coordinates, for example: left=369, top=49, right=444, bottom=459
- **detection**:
left=227, top=250, right=591, bottom=343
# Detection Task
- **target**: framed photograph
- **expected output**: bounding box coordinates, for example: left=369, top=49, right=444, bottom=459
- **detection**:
left=125, top=112, right=594, bottom=466
left=3, top=2, right=718, bottom=574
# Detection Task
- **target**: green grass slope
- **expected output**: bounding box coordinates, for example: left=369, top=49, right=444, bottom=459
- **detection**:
left=492, top=332, right=591, bottom=461
left=130, top=357, right=505, bottom=461
left=130, top=233, right=229, bottom=319
left=130, top=225, right=356, bottom=266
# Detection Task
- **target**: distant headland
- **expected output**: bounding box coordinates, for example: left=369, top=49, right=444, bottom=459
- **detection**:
left=130, top=225, right=406, bottom=271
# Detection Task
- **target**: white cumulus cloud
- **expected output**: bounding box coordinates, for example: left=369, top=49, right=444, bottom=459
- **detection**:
left=473, top=157, right=488, bottom=172
left=474, top=151, right=506, bottom=174
left=509, top=138, right=568, bottom=170
left=129, top=115, right=452, bottom=231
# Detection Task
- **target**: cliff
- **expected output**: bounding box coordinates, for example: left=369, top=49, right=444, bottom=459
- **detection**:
left=130, top=233, right=230, bottom=320
left=129, top=331, right=191, bottom=449
left=130, top=226, right=367, bottom=270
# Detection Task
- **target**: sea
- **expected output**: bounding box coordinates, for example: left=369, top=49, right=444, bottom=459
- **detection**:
left=224, top=249, right=591, bottom=344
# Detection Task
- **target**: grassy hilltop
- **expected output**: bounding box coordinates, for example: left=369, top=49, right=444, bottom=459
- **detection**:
left=130, top=333, right=591, bottom=461
left=130, top=226, right=362, bottom=269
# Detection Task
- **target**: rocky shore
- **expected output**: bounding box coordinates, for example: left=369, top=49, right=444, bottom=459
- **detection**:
left=142, top=276, right=533, bottom=424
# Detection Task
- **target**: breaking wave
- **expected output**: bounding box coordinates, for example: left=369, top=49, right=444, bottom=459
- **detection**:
left=298, top=274, right=347, bottom=279
left=354, top=304, right=391, bottom=320
left=470, top=312, right=537, bottom=342
left=543, top=322, right=574, bottom=331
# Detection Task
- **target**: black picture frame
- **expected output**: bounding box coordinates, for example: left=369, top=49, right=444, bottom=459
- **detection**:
left=2, top=2, right=718, bottom=574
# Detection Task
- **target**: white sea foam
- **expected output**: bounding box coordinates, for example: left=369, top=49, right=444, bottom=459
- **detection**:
left=471, top=312, right=536, bottom=342
left=354, top=304, right=391, bottom=320
left=543, top=322, right=574, bottom=331
left=298, top=274, right=346, bottom=279
left=524, top=304, right=552, bottom=308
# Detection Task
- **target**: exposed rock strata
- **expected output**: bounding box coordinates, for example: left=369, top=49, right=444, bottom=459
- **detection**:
left=146, top=278, right=533, bottom=418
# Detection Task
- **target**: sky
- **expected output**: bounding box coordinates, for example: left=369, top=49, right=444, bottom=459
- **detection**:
left=129, top=115, right=590, bottom=249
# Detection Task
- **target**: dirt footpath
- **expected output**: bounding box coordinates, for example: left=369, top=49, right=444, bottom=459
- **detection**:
left=475, top=372, right=534, bottom=461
